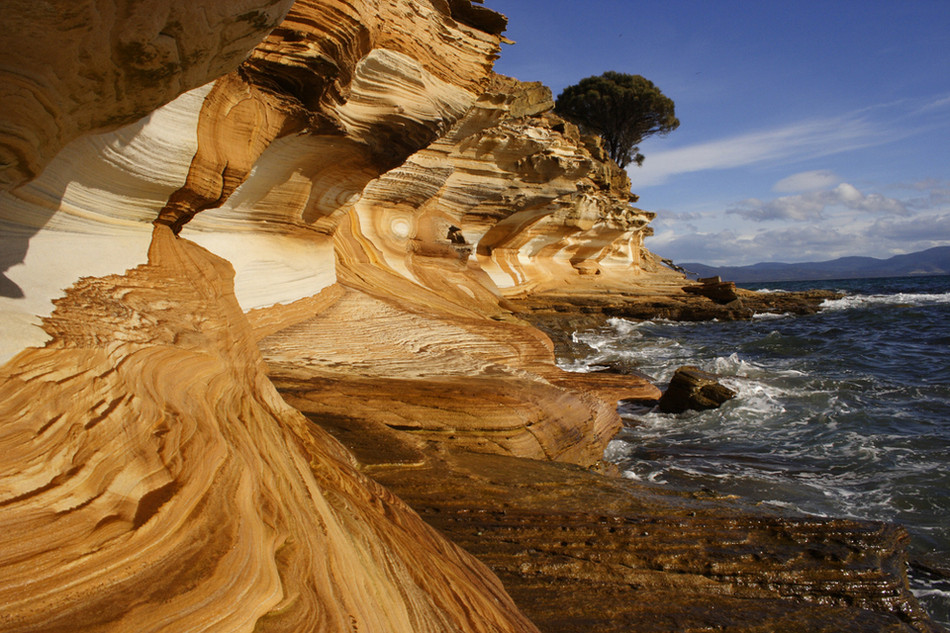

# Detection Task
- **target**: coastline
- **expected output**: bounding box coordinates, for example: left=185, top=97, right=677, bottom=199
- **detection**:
left=281, top=279, right=947, bottom=633
left=0, top=0, right=945, bottom=629
left=550, top=275, right=950, bottom=630
left=507, top=276, right=840, bottom=363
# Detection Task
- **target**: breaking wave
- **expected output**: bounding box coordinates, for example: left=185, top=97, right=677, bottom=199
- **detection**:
left=563, top=275, right=950, bottom=626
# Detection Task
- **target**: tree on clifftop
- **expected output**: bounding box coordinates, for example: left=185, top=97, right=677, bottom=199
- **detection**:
left=555, top=72, right=679, bottom=168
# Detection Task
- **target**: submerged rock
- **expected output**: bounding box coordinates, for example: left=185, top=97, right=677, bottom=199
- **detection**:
left=658, top=365, right=737, bottom=413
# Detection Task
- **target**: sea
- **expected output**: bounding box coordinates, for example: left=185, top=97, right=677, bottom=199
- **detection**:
left=560, top=274, right=950, bottom=627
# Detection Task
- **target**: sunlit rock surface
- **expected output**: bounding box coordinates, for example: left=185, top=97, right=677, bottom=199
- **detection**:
left=0, top=0, right=504, bottom=363
left=356, top=74, right=659, bottom=296
left=0, top=85, right=214, bottom=362
left=0, top=0, right=942, bottom=632
left=0, top=227, right=538, bottom=632
left=0, top=1, right=541, bottom=631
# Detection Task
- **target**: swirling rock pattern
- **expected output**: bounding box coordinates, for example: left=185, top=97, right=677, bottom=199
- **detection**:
left=156, top=0, right=502, bottom=233
left=0, top=1, right=545, bottom=631
left=0, top=0, right=295, bottom=190
left=0, top=227, right=539, bottom=632
left=257, top=280, right=656, bottom=467
left=0, top=0, right=942, bottom=632
left=352, top=75, right=659, bottom=297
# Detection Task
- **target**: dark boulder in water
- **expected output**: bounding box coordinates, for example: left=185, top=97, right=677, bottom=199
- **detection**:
left=659, top=365, right=737, bottom=413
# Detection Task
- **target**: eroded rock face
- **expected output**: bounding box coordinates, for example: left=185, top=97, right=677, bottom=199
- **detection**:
left=354, top=75, right=658, bottom=298
left=0, top=0, right=296, bottom=190
left=155, top=0, right=503, bottom=233
left=0, top=1, right=549, bottom=631
left=0, top=0, right=655, bottom=469
left=256, top=279, right=657, bottom=467
left=0, top=227, right=539, bottom=633
left=0, top=0, right=505, bottom=363
left=0, top=1, right=942, bottom=632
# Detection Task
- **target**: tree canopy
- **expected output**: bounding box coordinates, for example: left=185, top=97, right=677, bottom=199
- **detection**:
left=555, top=71, right=679, bottom=168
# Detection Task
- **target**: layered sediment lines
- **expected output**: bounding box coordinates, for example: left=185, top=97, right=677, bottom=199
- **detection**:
left=0, top=1, right=942, bottom=632
left=0, top=0, right=296, bottom=190
left=355, top=74, right=661, bottom=296
left=369, top=450, right=939, bottom=633
left=0, top=227, right=538, bottom=632
left=0, top=1, right=542, bottom=630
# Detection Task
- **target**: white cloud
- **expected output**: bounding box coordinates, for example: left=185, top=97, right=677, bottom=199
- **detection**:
left=648, top=210, right=950, bottom=267
left=772, top=170, right=839, bottom=193
left=905, top=178, right=948, bottom=191
left=647, top=229, right=740, bottom=265
left=654, top=209, right=706, bottom=222
left=628, top=114, right=882, bottom=187
left=728, top=183, right=908, bottom=221
left=915, top=93, right=950, bottom=114
left=648, top=225, right=860, bottom=266
left=906, top=182, right=950, bottom=211
left=729, top=195, right=825, bottom=222
left=869, top=212, right=950, bottom=242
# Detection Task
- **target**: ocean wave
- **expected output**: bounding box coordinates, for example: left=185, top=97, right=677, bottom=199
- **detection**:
left=728, top=383, right=788, bottom=416
left=712, top=352, right=804, bottom=381
left=820, top=291, right=950, bottom=311
left=713, top=352, right=755, bottom=376
left=605, top=316, right=643, bottom=335
left=556, top=359, right=607, bottom=373
left=584, top=283, right=950, bottom=628
left=604, top=438, right=632, bottom=462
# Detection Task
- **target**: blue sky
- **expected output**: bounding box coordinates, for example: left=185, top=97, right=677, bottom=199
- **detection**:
left=490, top=0, right=950, bottom=266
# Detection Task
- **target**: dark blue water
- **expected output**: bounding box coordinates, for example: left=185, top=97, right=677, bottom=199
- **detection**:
left=563, top=275, right=950, bottom=627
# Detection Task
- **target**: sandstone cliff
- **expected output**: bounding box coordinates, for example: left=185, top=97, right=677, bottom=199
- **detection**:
left=0, top=2, right=544, bottom=630
left=0, top=1, right=941, bottom=632
left=0, top=0, right=297, bottom=190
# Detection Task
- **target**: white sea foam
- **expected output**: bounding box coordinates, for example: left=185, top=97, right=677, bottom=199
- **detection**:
left=713, top=352, right=753, bottom=376
left=730, top=383, right=788, bottom=416
left=580, top=284, right=950, bottom=627
left=820, top=291, right=950, bottom=311
left=556, top=358, right=605, bottom=373
left=603, top=439, right=631, bottom=463
left=606, top=316, right=644, bottom=335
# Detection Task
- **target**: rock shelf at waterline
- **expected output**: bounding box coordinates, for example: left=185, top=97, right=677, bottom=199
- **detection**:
left=0, top=1, right=944, bottom=630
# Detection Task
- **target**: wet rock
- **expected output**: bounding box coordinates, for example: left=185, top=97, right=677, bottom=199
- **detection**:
left=366, top=449, right=943, bottom=633
left=509, top=281, right=841, bottom=330
left=683, top=276, right=741, bottom=304
left=658, top=365, right=737, bottom=413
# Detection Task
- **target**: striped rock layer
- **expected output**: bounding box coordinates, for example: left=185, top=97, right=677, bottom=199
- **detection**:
left=0, top=1, right=938, bottom=633
left=0, top=0, right=658, bottom=631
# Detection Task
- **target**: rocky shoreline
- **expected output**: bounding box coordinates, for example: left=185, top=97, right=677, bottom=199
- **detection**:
left=0, top=1, right=943, bottom=631
left=377, top=452, right=935, bottom=633
left=270, top=285, right=941, bottom=633
left=509, top=278, right=840, bottom=362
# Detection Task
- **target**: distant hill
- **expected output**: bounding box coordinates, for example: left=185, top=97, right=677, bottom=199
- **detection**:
left=680, top=246, right=950, bottom=283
